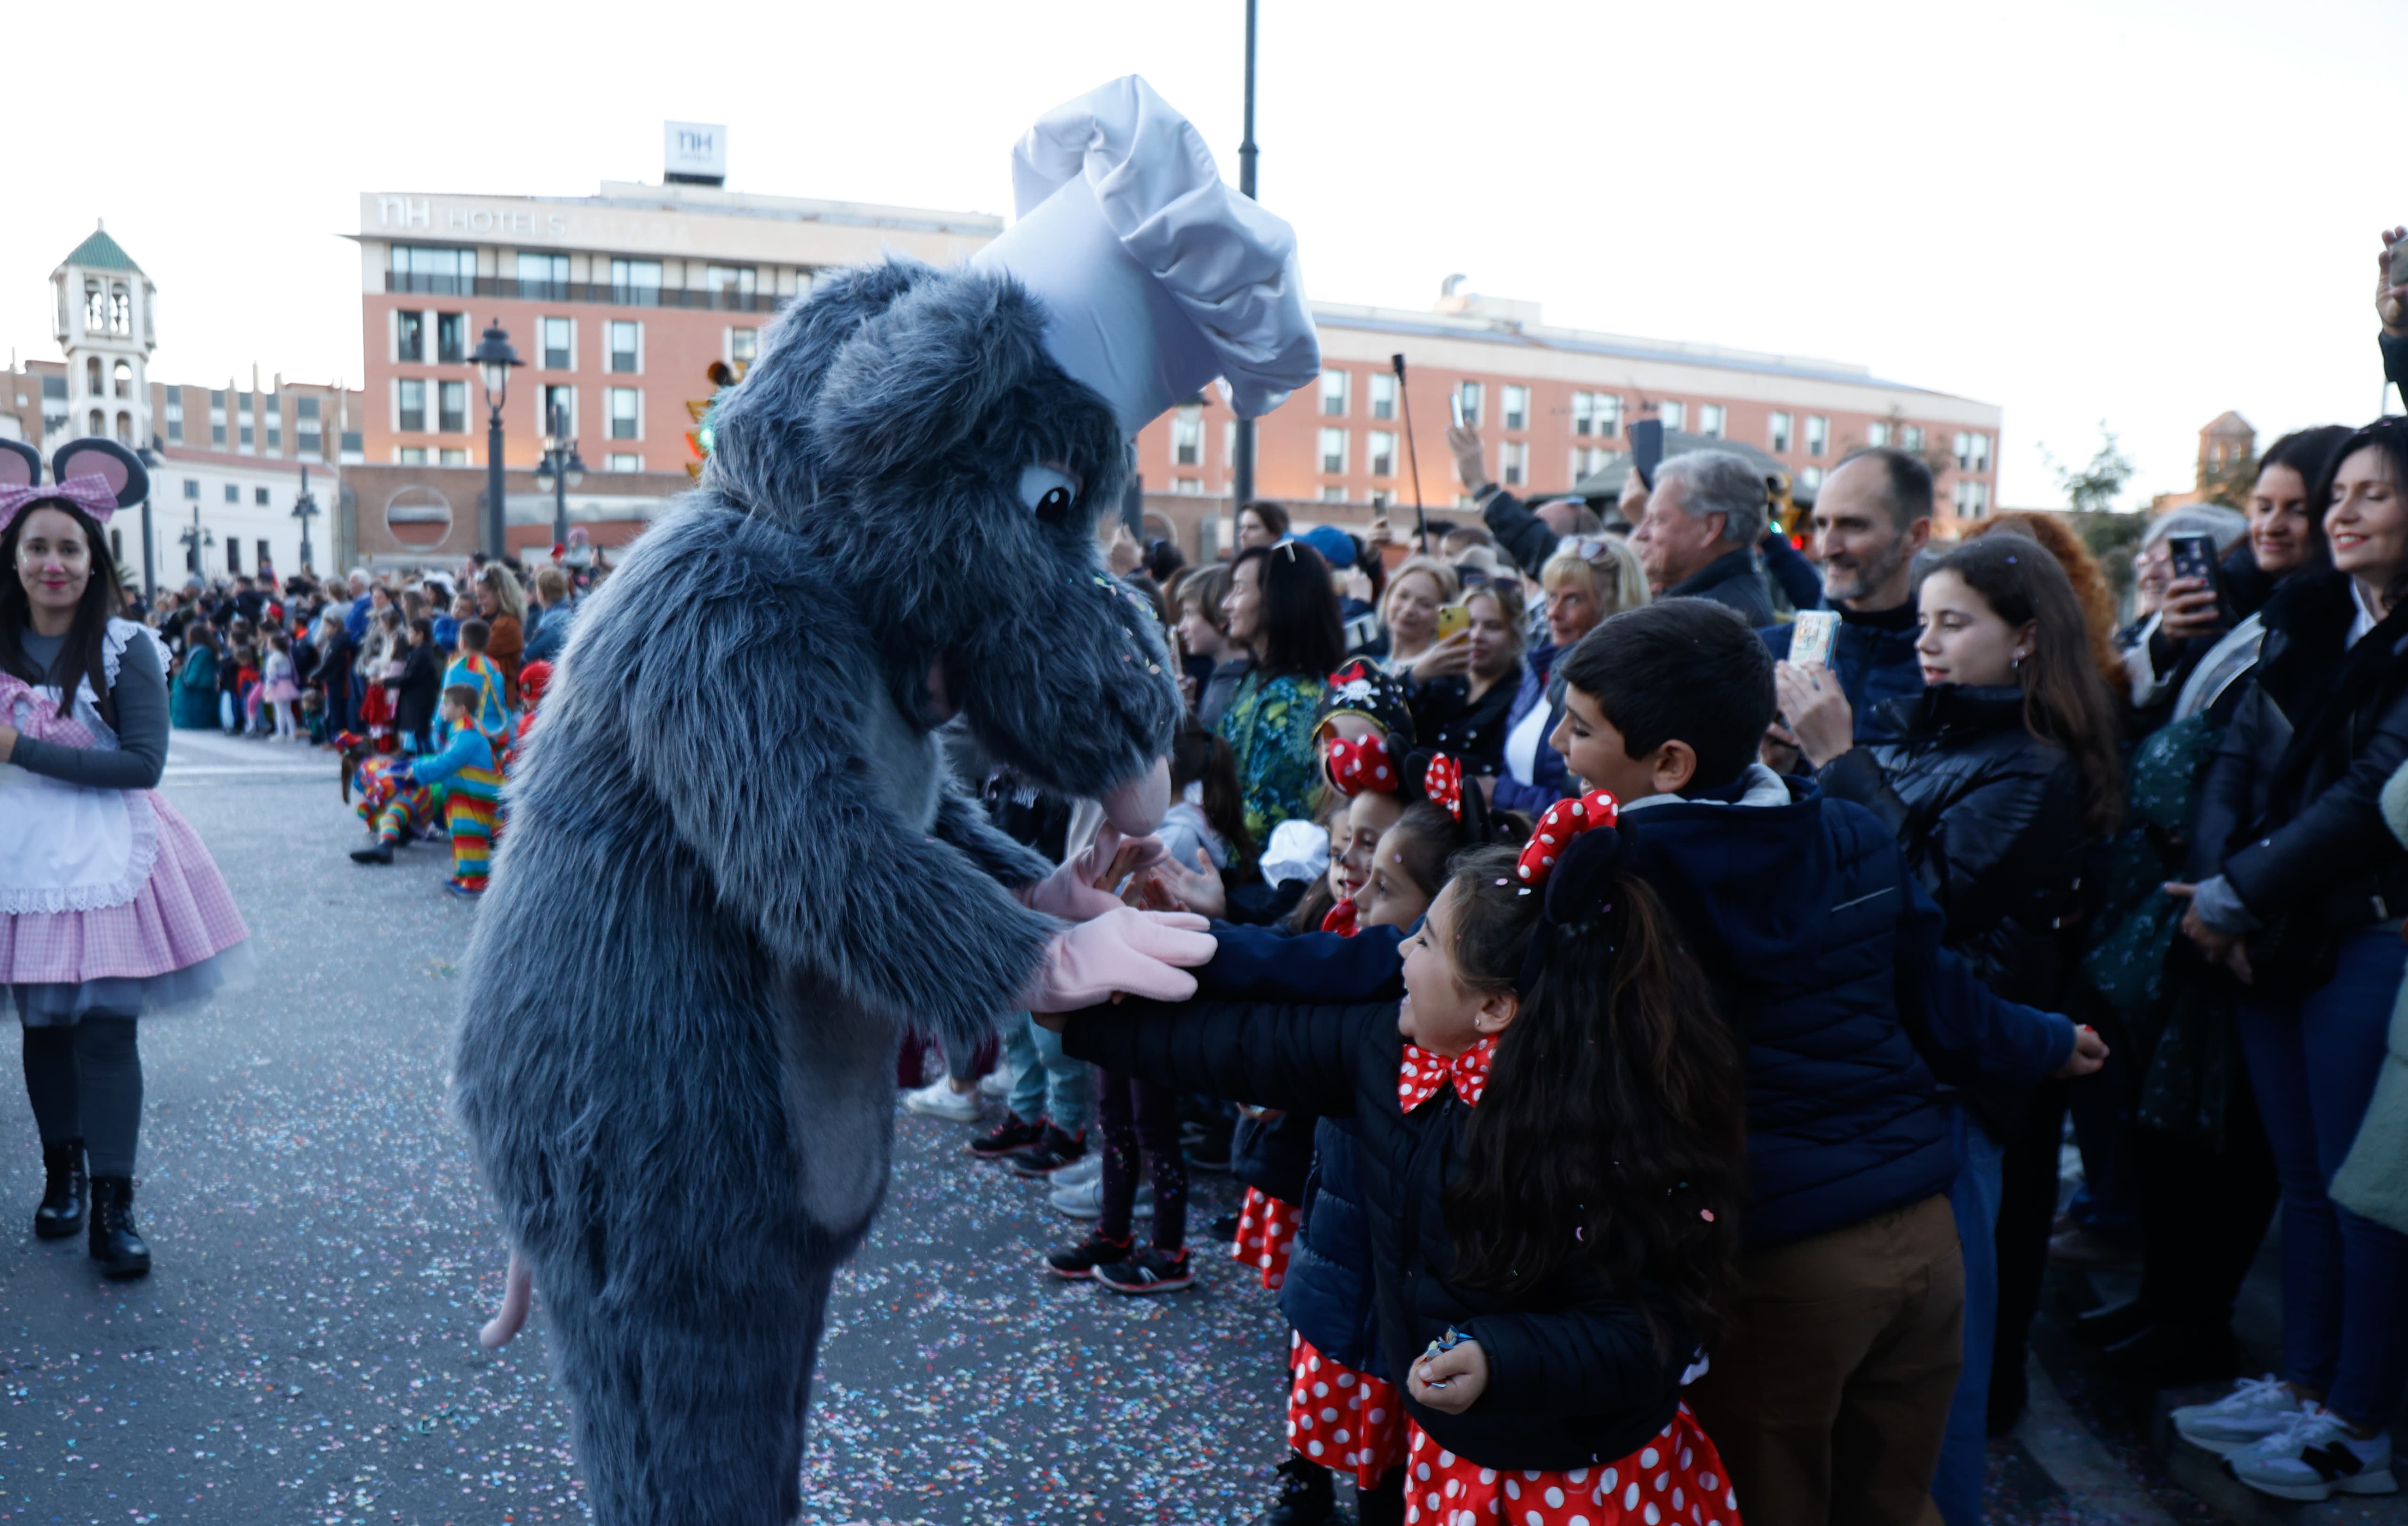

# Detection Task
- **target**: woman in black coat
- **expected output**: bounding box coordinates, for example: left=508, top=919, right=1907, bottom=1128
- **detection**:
left=2168, top=419, right=2408, bottom=1492
left=1774, top=533, right=2124, bottom=1514
left=384, top=616, right=444, bottom=753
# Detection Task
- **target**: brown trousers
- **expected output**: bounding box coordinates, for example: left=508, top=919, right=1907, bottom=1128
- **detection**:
left=1687, top=1193, right=1964, bottom=1526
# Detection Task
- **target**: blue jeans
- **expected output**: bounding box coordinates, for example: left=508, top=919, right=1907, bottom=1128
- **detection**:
left=1002, top=1013, right=1093, bottom=1136
left=2237, top=926, right=2408, bottom=1427
left=1934, top=1105, right=2004, bottom=1526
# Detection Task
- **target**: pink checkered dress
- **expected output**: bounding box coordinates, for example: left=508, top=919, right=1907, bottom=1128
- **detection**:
left=0, top=664, right=247, bottom=1000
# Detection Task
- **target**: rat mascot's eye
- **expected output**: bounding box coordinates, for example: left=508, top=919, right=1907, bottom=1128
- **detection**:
left=1017, top=463, right=1082, bottom=522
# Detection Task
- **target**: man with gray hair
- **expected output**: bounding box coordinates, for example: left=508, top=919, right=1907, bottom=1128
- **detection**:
left=1626, top=448, right=1775, bottom=626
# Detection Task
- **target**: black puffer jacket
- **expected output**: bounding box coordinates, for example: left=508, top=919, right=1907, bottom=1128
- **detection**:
left=1064, top=1001, right=1693, bottom=1472
left=1818, top=685, right=2091, bottom=1008
left=2191, top=571, right=2408, bottom=938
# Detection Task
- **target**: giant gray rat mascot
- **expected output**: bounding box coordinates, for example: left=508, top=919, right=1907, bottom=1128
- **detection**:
left=450, top=77, right=1316, bottom=1524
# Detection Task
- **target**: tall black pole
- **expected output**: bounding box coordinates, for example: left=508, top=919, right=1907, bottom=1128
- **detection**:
left=550, top=404, right=570, bottom=550
left=1228, top=0, right=1259, bottom=541
left=139, top=493, right=155, bottom=603
left=486, top=402, right=507, bottom=562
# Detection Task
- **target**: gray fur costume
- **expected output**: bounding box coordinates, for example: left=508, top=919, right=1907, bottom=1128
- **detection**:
left=451, top=256, right=1182, bottom=1523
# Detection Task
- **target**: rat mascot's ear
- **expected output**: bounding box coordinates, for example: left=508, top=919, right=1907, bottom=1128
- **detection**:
left=704, top=257, right=938, bottom=511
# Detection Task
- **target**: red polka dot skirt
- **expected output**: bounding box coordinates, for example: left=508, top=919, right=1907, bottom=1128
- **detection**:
left=1402, top=1404, right=1739, bottom=1526
left=1288, top=1332, right=1407, bottom=1489
left=1233, top=1187, right=1299, bottom=1289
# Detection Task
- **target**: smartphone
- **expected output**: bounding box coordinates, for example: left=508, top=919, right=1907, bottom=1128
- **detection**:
left=2166, top=533, right=2221, bottom=593
left=2390, top=238, right=2408, bottom=292
left=1450, top=392, right=1465, bottom=429
left=1628, top=418, right=1665, bottom=491
left=1434, top=603, right=1471, bottom=641
left=1790, top=610, right=1840, bottom=668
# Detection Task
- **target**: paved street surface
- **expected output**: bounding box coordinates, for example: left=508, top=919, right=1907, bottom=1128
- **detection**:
left=0, top=731, right=2349, bottom=1525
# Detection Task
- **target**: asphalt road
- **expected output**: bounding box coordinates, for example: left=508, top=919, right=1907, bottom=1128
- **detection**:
left=0, top=729, right=2229, bottom=1526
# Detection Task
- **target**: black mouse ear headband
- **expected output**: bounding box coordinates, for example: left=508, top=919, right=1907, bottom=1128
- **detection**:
left=0, top=437, right=147, bottom=536
left=1512, top=789, right=1626, bottom=998
left=1410, top=748, right=1511, bottom=845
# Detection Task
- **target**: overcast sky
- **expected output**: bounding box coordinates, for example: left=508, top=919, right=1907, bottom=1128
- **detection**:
left=6, top=0, right=2400, bottom=508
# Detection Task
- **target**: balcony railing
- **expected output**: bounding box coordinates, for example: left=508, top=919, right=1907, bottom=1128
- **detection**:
left=385, top=273, right=786, bottom=312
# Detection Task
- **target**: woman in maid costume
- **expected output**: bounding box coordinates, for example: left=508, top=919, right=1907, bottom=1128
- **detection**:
left=0, top=437, right=250, bottom=1277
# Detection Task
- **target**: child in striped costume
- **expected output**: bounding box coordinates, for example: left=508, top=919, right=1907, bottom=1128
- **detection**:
left=402, top=685, right=503, bottom=897
left=342, top=735, right=438, bottom=866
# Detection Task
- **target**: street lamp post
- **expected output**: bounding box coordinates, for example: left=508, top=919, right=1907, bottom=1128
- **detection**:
left=135, top=444, right=159, bottom=604
left=1229, top=0, right=1261, bottom=526
left=469, top=320, right=523, bottom=562
left=531, top=402, right=586, bottom=554
left=178, top=500, right=214, bottom=582
left=292, top=465, right=321, bottom=575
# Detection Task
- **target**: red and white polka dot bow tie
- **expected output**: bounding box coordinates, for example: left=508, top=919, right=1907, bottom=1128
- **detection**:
left=1397, top=1034, right=1498, bottom=1113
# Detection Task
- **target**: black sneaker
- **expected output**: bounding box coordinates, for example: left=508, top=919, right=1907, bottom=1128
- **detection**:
left=1095, top=1246, right=1194, bottom=1295
left=1009, top=1126, right=1089, bottom=1177
left=349, top=842, right=395, bottom=865
left=1045, top=1231, right=1133, bottom=1280
left=967, top=1116, right=1048, bottom=1160
left=1246, top=1455, right=1337, bottom=1526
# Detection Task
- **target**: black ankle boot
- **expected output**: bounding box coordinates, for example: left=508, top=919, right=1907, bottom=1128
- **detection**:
left=34, top=1139, right=86, bottom=1240
left=1246, top=1456, right=1335, bottom=1526
left=87, top=1176, right=150, bottom=1278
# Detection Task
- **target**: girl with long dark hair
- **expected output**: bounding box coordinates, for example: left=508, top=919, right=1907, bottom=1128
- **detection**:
left=1218, top=541, right=1346, bottom=843
left=0, top=456, right=250, bottom=1280
left=2165, top=418, right=2408, bottom=1502
left=1055, top=804, right=1751, bottom=1526
left=1773, top=532, right=2124, bottom=1520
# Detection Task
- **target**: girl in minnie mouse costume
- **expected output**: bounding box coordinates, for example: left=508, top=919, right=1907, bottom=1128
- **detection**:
left=1061, top=793, right=1750, bottom=1526
left=0, top=438, right=251, bottom=1278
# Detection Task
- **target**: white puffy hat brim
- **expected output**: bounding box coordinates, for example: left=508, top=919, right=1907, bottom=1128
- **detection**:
left=973, top=74, right=1320, bottom=437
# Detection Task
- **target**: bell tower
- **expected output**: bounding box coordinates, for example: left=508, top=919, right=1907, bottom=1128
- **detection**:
left=50, top=221, right=155, bottom=450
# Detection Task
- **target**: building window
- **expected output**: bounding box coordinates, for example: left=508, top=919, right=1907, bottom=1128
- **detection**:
left=610, top=260, right=664, bottom=305
left=389, top=246, right=477, bottom=295
left=255, top=537, right=271, bottom=571
left=1572, top=391, right=1620, bottom=438
left=1369, top=430, right=1397, bottom=477
left=165, top=390, right=183, bottom=443
left=1499, top=440, right=1527, bottom=486
left=1320, top=370, right=1349, bottom=417
left=608, top=388, right=641, bottom=440
left=1768, top=411, right=1793, bottom=454
left=1370, top=488, right=1394, bottom=509
left=1319, top=427, right=1349, bottom=475
left=1501, top=385, right=1529, bottom=431
left=433, top=313, right=466, bottom=366
left=222, top=483, right=238, bottom=503
left=607, top=453, right=643, bottom=472
left=1800, top=465, right=1825, bottom=493
left=396, top=310, right=425, bottom=364
left=253, top=487, right=269, bottom=506
left=238, top=393, right=255, bottom=452
left=110, top=360, right=132, bottom=400
left=1899, top=424, right=1925, bottom=453
left=1805, top=415, right=1829, bottom=457
left=1172, top=477, right=1204, bottom=496
left=265, top=397, right=282, bottom=453
left=704, top=265, right=756, bottom=306
left=87, top=409, right=103, bottom=437
left=1369, top=372, right=1397, bottom=421
left=542, top=385, right=576, bottom=436
left=1659, top=400, right=1686, bottom=432
left=340, top=431, right=364, bottom=463
left=1456, top=381, right=1483, bottom=428
left=1572, top=446, right=1611, bottom=482
left=729, top=328, right=759, bottom=368
left=297, top=396, right=321, bottom=458
left=209, top=390, right=227, bottom=446
left=182, top=478, right=198, bottom=500
left=1953, top=479, right=1989, bottom=518
left=1319, top=485, right=1347, bottom=503
left=397, top=446, right=427, bottom=465
left=608, top=321, right=641, bottom=374
left=1171, top=408, right=1203, bottom=466
left=396, top=379, right=426, bottom=433
left=83, top=280, right=105, bottom=335
left=226, top=537, right=241, bottom=574
left=1698, top=404, right=1726, bottom=439
left=1866, top=421, right=1891, bottom=448
left=439, top=448, right=470, bottom=466
left=1955, top=431, right=1992, bottom=471
left=540, top=317, right=573, bottom=371
left=516, top=253, right=569, bottom=298
left=438, top=380, right=468, bottom=434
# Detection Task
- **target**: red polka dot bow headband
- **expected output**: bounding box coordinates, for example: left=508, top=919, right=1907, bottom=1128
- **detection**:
left=1324, top=732, right=1397, bottom=797
left=1423, top=754, right=1465, bottom=820
left=1515, top=790, right=1620, bottom=891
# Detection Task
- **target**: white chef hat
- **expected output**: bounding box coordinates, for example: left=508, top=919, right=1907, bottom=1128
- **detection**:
left=973, top=74, right=1320, bottom=438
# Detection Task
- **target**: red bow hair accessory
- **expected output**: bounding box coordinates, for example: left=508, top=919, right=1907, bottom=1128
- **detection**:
left=1323, top=731, right=1397, bottom=798
left=1515, top=789, right=1621, bottom=891
left=1423, top=754, right=1465, bottom=821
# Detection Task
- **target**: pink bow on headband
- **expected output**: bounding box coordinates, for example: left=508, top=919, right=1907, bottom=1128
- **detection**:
left=0, top=475, right=116, bottom=533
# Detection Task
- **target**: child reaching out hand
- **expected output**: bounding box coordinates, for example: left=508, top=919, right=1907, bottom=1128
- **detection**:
left=1057, top=799, right=1750, bottom=1525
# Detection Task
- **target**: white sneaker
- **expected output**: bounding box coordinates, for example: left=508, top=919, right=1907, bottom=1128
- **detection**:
left=1048, top=1173, right=1151, bottom=1221
left=978, top=1068, right=1013, bottom=1098
left=1050, top=1153, right=1103, bottom=1190
left=902, top=1077, right=981, bottom=1123
left=2172, top=1375, right=2308, bottom=1455
left=2227, top=1407, right=2396, bottom=1501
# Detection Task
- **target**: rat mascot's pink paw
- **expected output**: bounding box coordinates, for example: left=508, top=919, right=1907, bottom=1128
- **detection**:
left=1020, top=906, right=1215, bottom=1011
